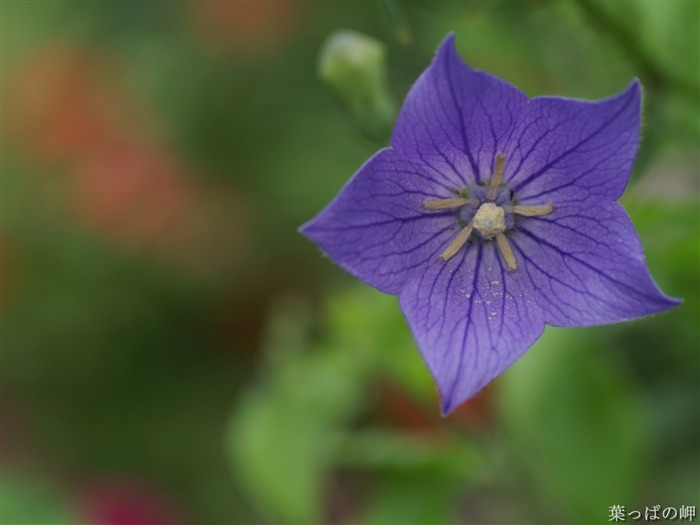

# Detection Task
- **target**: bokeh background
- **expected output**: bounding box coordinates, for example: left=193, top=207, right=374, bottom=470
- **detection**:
left=2, top=1, right=699, bottom=524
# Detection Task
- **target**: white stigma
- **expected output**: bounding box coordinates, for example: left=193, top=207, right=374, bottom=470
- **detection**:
left=473, top=203, right=505, bottom=240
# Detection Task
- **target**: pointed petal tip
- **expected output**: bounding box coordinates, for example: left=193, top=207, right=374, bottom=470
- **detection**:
left=618, top=293, right=682, bottom=323
left=298, top=216, right=323, bottom=243
left=589, top=76, right=641, bottom=107
left=297, top=220, right=313, bottom=237
left=642, top=284, right=684, bottom=315
left=618, top=77, right=642, bottom=101
left=439, top=398, right=457, bottom=418
left=298, top=206, right=333, bottom=238
left=662, top=294, right=684, bottom=309
left=425, top=367, right=463, bottom=417
left=438, top=386, right=471, bottom=417
left=435, top=32, right=466, bottom=66
left=627, top=77, right=642, bottom=97
left=440, top=32, right=457, bottom=48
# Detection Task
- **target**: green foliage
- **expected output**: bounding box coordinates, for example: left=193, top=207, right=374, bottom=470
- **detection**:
left=499, top=328, right=649, bottom=524
left=226, top=291, right=384, bottom=523
left=0, top=474, right=77, bottom=525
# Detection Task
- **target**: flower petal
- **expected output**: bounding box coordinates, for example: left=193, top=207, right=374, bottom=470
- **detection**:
left=392, top=34, right=527, bottom=186
left=505, top=80, right=641, bottom=205
left=399, top=242, right=544, bottom=415
left=300, top=148, right=459, bottom=294
left=510, top=202, right=680, bottom=326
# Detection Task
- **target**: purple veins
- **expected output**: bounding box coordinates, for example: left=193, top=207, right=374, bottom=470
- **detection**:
left=301, top=34, right=680, bottom=415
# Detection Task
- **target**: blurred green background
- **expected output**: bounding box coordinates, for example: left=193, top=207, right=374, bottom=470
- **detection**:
left=2, top=1, right=698, bottom=524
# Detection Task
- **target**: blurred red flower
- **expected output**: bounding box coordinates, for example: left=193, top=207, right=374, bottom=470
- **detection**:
left=72, top=142, right=193, bottom=252
left=8, top=50, right=145, bottom=163
left=8, top=47, right=249, bottom=274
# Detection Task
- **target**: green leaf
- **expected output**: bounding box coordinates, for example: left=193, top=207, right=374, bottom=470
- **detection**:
left=361, top=468, right=458, bottom=525
left=225, top=288, right=390, bottom=524
left=342, top=432, right=480, bottom=525
left=0, top=474, right=77, bottom=525
left=498, top=328, right=650, bottom=524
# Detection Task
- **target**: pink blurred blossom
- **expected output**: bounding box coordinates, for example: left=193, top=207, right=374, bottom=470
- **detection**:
left=79, top=480, right=183, bottom=525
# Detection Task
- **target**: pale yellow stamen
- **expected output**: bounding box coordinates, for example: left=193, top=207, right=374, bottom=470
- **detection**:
left=424, top=198, right=479, bottom=210
left=439, top=222, right=474, bottom=262
left=495, top=232, right=517, bottom=272
left=487, top=153, right=506, bottom=201
left=502, top=203, right=553, bottom=217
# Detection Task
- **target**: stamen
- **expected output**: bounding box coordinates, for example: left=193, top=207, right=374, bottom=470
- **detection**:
left=487, top=153, right=506, bottom=201
left=439, top=222, right=474, bottom=262
left=424, top=198, right=479, bottom=210
left=502, top=203, right=553, bottom=217
left=495, top=232, right=517, bottom=272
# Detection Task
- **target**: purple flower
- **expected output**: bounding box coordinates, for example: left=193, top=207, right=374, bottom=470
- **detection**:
left=301, top=34, right=680, bottom=415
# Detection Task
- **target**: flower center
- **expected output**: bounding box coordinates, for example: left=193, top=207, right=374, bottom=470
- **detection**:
left=422, top=153, right=554, bottom=271
left=472, top=203, right=505, bottom=240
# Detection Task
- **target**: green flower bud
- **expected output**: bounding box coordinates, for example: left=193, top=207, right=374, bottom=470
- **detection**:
left=318, top=30, right=396, bottom=141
